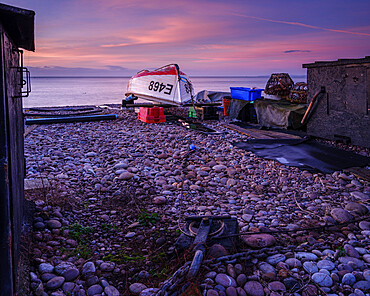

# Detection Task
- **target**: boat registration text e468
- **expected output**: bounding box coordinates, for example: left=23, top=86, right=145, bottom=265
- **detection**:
left=148, top=81, right=173, bottom=95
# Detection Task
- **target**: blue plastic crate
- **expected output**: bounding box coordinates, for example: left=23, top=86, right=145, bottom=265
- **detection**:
left=230, top=87, right=251, bottom=101
left=249, top=89, right=263, bottom=101
left=230, top=87, right=263, bottom=101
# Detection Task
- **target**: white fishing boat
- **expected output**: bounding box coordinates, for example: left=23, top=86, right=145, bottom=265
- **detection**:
left=125, top=64, right=194, bottom=106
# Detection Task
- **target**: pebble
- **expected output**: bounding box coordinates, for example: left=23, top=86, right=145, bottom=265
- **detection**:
left=242, top=233, right=276, bottom=248
left=359, top=221, right=370, bottom=230
left=353, top=281, right=370, bottom=290
left=268, top=281, right=286, bottom=292
left=118, top=171, right=133, bottom=180
left=312, top=272, right=333, bottom=287
left=46, top=219, right=62, bottom=229
left=24, top=109, right=370, bottom=296
left=330, top=208, right=353, bottom=223
left=82, top=262, right=96, bottom=278
left=266, top=254, right=286, bottom=265
left=225, top=286, right=237, bottom=296
left=62, top=282, right=78, bottom=294
left=39, top=263, right=54, bottom=274
left=303, top=261, right=318, bottom=274
left=258, top=262, right=276, bottom=274
left=317, top=259, right=335, bottom=270
left=129, top=283, right=147, bottom=294
left=215, top=274, right=237, bottom=288
left=342, top=273, right=356, bottom=286
left=243, top=281, right=264, bottom=296
left=140, top=288, right=160, bottom=296
left=345, top=202, right=368, bottom=216
left=285, top=258, right=302, bottom=268
left=100, top=262, right=115, bottom=272
left=152, top=196, right=167, bottom=205
left=338, top=257, right=364, bottom=268
left=46, top=276, right=65, bottom=290
left=295, top=252, right=318, bottom=261
left=87, top=284, right=103, bottom=296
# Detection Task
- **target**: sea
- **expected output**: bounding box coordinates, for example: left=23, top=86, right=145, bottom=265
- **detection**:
left=24, top=76, right=306, bottom=108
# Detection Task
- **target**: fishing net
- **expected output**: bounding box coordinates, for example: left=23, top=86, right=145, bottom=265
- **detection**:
left=288, top=82, right=308, bottom=104
left=264, top=73, right=294, bottom=97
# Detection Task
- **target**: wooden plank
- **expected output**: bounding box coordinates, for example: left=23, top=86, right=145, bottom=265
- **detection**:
left=253, top=129, right=302, bottom=139
left=222, top=124, right=274, bottom=139
left=222, top=123, right=302, bottom=139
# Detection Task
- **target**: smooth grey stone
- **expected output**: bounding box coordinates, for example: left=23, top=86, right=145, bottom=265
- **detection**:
left=317, top=260, right=335, bottom=271
left=87, top=284, right=103, bottom=296
left=338, top=257, right=364, bottom=268
left=345, top=202, right=368, bottom=216
left=46, top=219, right=62, bottom=229
left=342, top=273, right=356, bottom=286
left=331, top=208, right=353, bottom=223
left=295, top=252, right=318, bottom=261
left=34, top=222, right=45, bottom=229
left=54, top=262, right=76, bottom=275
left=39, top=263, right=54, bottom=274
left=285, top=258, right=302, bottom=268
left=363, top=269, right=370, bottom=281
left=128, top=283, right=147, bottom=294
left=268, top=281, right=286, bottom=292
left=82, top=262, right=96, bottom=277
left=312, top=272, right=333, bottom=287
left=353, top=280, right=370, bottom=290
left=215, top=274, right=237, bottom=288
left=258, top=262, right=276, bottom=274
left=100, top=262, right=115, bottom=272
left=40, top=273, right=57, bottom=282
left=266, top=254, right=286, bottom=265
left=86, top=275, right=99, bottom=287
left=303, top=261, right=318, bottom=274
left=63, top=268, right=79, bottom=281
left=62, top=282, right=79, bottom=294
left=243, top=281, right=264, bottom=296
left=45, top=276, right=65, bottom=290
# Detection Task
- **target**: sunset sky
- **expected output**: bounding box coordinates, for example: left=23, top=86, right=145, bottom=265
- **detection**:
left=4, top=0, right=370, bottom=76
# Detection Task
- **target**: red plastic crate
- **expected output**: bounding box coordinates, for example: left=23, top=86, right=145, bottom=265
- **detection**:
left=138, top=107, right=166, bottom=123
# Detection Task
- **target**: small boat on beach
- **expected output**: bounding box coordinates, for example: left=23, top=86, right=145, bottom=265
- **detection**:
left=125, top=64, right=194, bottom=106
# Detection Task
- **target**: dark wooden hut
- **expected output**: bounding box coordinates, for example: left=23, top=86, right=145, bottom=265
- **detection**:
left=0, top=3, right=34, bottom=294
left=303, top=57, right=370, bottom=148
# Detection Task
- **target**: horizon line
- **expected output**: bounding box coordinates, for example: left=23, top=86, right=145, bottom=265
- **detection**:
left=32, top=74, right=307, bottom=79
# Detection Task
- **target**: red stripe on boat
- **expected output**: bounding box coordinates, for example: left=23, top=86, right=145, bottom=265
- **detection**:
left=132, top=66, right=185, bottom=78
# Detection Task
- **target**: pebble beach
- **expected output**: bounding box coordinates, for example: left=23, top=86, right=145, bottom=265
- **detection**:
left=25, top=108, right=370, bottom=296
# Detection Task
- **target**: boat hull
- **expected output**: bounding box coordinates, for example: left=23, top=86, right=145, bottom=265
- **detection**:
left=126, top=64, right=194, bottom=106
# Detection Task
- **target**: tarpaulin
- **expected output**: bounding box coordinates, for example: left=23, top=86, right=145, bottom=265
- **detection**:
left=233, top=138, right=370, bottom=173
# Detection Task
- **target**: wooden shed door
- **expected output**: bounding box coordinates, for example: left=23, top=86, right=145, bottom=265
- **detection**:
left=0, top=25, right=24, bottom=295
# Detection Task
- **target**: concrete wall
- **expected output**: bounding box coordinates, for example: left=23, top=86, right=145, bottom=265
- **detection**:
left=305, top=62, right=370, bottom=147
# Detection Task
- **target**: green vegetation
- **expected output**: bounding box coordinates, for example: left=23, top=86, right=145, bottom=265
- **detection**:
left=101, top=223, right=112, bottom=231
left=137, top=210, right=160, bottom=226
left=62, top=223, right=95, bottom=259
left=151, top=266, right=170, bottom=281
left=103, top=252, right=146, bottom=264
left=336, top=246, right=347, bottom=257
